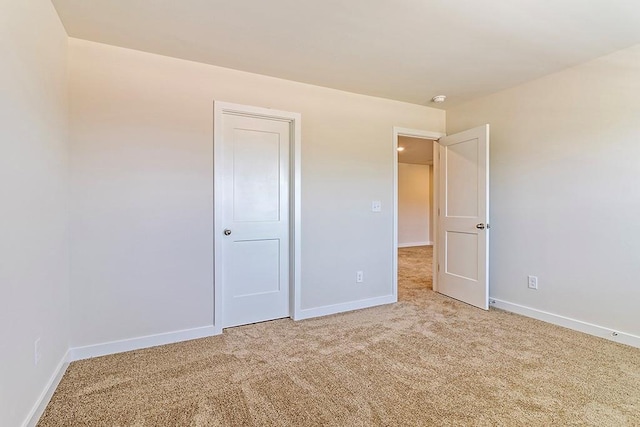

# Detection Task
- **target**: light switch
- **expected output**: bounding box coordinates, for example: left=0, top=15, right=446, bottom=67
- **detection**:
left=371, top=200, right=382, bottom=212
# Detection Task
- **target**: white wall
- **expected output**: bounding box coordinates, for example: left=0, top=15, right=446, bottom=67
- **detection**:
left=0, top=1, right=70, bottom=425
left=68, top=39, right=445, bottom=347
left=447, top=44, right=640, bottom=338
left=398, top=163, right=431, bottom=246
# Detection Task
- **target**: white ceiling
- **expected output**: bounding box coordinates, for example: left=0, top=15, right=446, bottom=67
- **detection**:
left=398, top=137, right=434, bottom=165
left=51, top=1, right=640, bottom=107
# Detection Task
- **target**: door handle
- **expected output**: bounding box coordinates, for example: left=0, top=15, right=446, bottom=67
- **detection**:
left=476, top=223, right=486, bottom=230
left=223, top=229, right=232, bottom=236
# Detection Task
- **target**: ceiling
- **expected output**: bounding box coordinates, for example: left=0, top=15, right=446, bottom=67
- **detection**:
left=398, top=137, right=434, bottom=165
left=51, top=1, right=640, bottom=108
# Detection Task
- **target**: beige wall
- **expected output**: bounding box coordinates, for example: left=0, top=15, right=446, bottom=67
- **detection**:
left=398, top=163, right=431, bottom=246
left=0, top=1, right=70, bottom=425
left=447, top=44, right=640, bottom=337
left=68, top=38, right=445, bottom=347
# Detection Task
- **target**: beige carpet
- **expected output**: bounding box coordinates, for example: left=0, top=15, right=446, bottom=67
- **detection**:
left=39, top=246, right=639, bottom=426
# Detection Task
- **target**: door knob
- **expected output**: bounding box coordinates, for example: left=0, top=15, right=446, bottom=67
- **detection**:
left=223, top=229, right=232, bottom=236
left=476, top=223, right=486, bottom=230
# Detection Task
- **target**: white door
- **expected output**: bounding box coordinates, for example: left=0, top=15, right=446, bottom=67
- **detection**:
left=220, top=112, right=290, bottom=328
left=437, top=125, right=489, bottom=310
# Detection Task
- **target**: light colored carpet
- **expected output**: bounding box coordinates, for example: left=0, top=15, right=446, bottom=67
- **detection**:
left=39, top=246, right=639, bottom=426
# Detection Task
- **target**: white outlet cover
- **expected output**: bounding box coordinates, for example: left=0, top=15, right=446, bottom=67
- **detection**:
left=371, top=201, right=382, bottom=212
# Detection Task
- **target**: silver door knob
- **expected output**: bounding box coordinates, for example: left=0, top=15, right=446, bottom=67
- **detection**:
left=476, top=223, right=486, bottom=230
left=223, top=229, right=232, bottom=236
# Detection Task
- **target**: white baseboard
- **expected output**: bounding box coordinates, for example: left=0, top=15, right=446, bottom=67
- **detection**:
left=69, top=325, right=221, bottom=361
left=490, top=298, right=640, bottom=349
left=294, top=294, right=397, bottom=321
left=70, top=295, right=399, bottom=360
left=398, top=241, right=433, bottom=248
left=23, top=350, right=70, bottom=427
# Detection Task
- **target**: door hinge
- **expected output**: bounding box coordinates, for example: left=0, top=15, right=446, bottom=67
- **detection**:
left=437, top=263, right=440, bottom=272
left=438, top=208, right=440, bottom=216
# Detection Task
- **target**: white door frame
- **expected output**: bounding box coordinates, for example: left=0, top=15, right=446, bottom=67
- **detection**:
left=393, top=127, right=445, bottom=298
left=213, top=101, right=302, bottom=333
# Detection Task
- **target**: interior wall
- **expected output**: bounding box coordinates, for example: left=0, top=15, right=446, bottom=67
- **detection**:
left=68, top=38, right=445, bottom=347
left=447, top=44, right=640, bottom=337
left=398, top=163, right=431, bottom=246
left=0, top=1, right=70, bottom=425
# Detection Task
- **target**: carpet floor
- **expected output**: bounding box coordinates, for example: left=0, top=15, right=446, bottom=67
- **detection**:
left=39, top=246, right=639, bottom=426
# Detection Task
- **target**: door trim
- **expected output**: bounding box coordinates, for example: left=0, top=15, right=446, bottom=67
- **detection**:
left=214, top=101, right=302, bottom=333
left=393, top=127, right=445, bottom=300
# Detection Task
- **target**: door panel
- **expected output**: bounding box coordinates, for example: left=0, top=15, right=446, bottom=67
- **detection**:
left=445, top=141, right=479, bottom=217
left=446, top=231, right=478, bottom=280
left=229, top=239, right=281, bottom=297
left=232, top=129, right=281, bottom=222
left=221, top=113, right=290, bottom=328
left=437, top=125, right=489, bottom=310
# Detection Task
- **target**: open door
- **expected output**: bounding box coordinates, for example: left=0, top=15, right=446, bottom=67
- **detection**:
left=436, top=125, right=489, bottom=309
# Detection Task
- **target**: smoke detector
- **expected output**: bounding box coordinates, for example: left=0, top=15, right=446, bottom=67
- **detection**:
left=431, top=95, right=447, bottom=103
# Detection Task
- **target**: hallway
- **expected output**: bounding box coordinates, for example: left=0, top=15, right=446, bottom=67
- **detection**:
left=398, top=245, right=432, bottom=301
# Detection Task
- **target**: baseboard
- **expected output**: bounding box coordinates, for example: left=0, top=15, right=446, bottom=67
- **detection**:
left=294, top=294, right=397, bottom=321
left=23, top=349, right=70, bottom=427
left=490, top=298, right=640, bottom=349
left=398, top=241, right=432, bottom=248
left=69, top=325, right=221, bottom=361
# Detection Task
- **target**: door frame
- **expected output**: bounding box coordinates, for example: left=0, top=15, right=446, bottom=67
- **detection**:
left=213, top=101, right=302, bottom=333
left=393, top=127, right=445, bottom=298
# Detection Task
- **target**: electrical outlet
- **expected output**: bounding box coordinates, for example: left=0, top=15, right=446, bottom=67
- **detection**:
left=34, top=338, right=41, bottom=366
left=371, top=201, right=382, bottom=212
left=356, top=271, right=364, bottom=283
left=528, top=275, right=538, bottom=290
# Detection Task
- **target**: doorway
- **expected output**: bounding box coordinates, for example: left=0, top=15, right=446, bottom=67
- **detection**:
left=213, top=102, right=302, bottom=333
left=393, top=125, right=491, bottom=310
left=393, top=127, right=444, bottom=300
